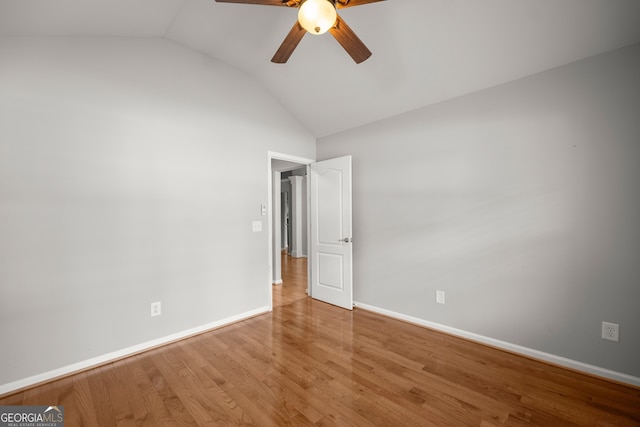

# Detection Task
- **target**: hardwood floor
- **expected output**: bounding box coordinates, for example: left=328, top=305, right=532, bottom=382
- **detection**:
left=2, top=253, right=639, bottom=425
left=272, top=252, right=308, bottom=308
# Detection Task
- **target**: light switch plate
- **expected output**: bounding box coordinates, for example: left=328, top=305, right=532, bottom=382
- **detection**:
left=252, top=221, right=262, bottom=232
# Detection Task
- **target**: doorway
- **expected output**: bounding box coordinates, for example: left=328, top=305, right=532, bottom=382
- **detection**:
left=268, top=152, right=314, bottom=310
left=268, top=152, right=353, bottom=311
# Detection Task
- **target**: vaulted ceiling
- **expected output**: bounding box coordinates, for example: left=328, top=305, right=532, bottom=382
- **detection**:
left=2, top=0, right=640, bottom=137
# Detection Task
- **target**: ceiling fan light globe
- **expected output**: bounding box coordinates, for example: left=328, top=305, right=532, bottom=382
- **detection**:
left=298, top=0, right=337, bottom=35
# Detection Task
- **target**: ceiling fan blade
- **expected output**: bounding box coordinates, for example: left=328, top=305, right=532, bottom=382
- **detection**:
left=335, top=0, right=385, bottom=9
left=272, top=21, right=306, bottom=63
left=214, top=0, right=293, bottom=6
left=329, top=15, right=372, bottom=63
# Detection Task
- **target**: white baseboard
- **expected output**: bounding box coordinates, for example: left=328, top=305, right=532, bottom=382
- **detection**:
left=289, top=251, right=307, bottom=259
left=273, top=280, right=283, bottom=285
left=354, top=302, right=640, bottom=388
left=0, top=306, right=270, bottom=396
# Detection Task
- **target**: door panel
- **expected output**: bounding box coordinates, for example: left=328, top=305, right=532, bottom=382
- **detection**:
left=318, top=253, right=343, bottom=290
left=310, top=156, right=352, bottom=310
left=317, top=168, right=343, bottom=244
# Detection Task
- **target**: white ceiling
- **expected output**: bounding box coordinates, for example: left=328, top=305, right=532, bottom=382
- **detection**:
left=2, top=0, right=640, bottom=137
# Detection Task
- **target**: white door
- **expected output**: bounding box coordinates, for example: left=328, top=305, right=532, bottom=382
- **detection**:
left=309, top=155, right=353, bottom=310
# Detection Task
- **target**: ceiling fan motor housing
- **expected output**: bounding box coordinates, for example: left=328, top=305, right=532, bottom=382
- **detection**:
left=298, top=0, right=338, bottom=35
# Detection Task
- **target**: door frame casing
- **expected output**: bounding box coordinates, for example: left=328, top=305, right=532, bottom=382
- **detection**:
left=267, top=151, right=314, bottom=311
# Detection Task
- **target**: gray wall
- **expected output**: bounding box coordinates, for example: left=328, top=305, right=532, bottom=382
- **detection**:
left=317, top=44, right=640, bottom=378
left=0, top=37, right=315, bottom=387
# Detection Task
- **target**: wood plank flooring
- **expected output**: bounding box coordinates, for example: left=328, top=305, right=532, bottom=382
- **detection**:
left=2, top=253, right=639, bottom=425
left=272, top=252, right=308, bottom=309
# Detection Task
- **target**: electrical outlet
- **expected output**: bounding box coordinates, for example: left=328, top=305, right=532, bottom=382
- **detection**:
left=436, top=290, right=445, bottom=304
left=151, top=301, right=162, bottom=317
left=601, top=321, right=619, bottom=342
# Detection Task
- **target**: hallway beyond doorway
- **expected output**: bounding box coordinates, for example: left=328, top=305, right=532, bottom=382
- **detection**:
left=273, top=251, right=308, bottom=308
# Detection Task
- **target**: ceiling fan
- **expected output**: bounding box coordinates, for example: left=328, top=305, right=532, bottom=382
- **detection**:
left=214, top=0, right=384, bottom=64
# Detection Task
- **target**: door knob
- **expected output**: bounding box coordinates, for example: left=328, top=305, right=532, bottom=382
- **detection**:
left=339, top=237, right=352, bottom=243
